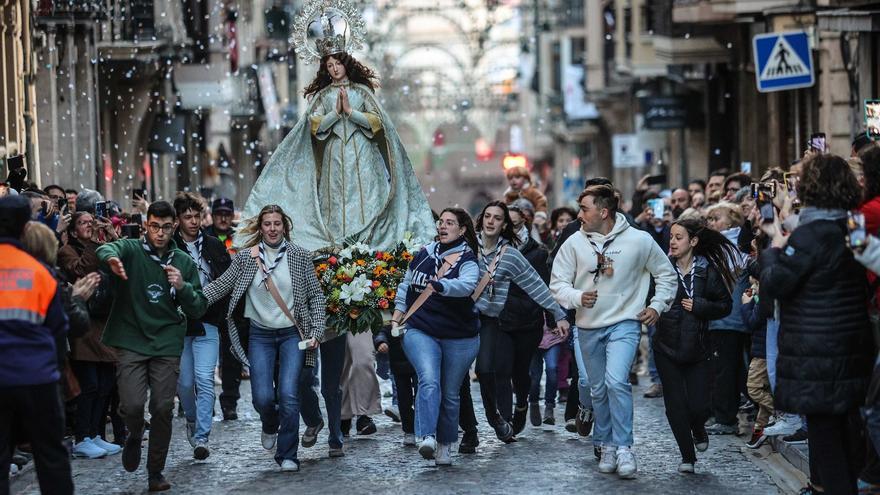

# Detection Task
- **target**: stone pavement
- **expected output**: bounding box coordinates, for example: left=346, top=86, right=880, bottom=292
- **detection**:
left=12, top=379, right=786, bottom=494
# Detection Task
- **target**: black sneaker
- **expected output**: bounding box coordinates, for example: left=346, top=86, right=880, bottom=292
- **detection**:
left=493, top=421, right=516, bottom=443
left=148, top=472, right=171, bottom=492
left=459, top=430, right=479, bottom=454
left=356, top=416, right=377, bottom=435
left=529, top=402, right=542, bottom=427
left=594, top=445, right=601, bottom=461
left=692, top=424, right=709, bottom=452
left=122, top=426, right=144, bottom=473
left=341, top=418, right=352, bottom=437
left=512, top=406, right=528, bottom=435
left=783, top=428, right=808, bottom=444
left=221, top=407, right=238, bottom=421
left=576, top=406, right=593, bottom=437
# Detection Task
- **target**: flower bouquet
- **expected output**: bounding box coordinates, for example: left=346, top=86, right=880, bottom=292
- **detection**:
left=315, top=235, right=420, bottom=335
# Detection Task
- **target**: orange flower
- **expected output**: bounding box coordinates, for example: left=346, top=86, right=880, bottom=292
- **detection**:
left=373, top=266, right=385, bottom=277
left=356, top=259, right=366, bottom=266
left=383, top=253, right=393, bottom=261
left=378, top=298, right=389, bottom=309
left=372, top=280, right=381, bottom=288
left=348, top=308, right=361, bottom=319
left=402, top=252, right=413, bottom=261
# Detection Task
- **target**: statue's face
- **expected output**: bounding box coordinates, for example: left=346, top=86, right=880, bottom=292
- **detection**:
left=326, top=57, right=347, bottom=82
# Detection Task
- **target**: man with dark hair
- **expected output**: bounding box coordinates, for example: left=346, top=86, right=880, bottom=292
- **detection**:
left=687, top=179, right=706, bottom=198
left=0, top=195, right=73, bottom=495
left=551, top=184, right=677, bottom=479
left=172, top=193, right=231, bottom=459
left=64, top=189, right=78, bottom=212
left=97, top=200, right=207, bottom=492
left=723, top=173, right=751, bottom=202
left=706, top=169, right=729, bottom=199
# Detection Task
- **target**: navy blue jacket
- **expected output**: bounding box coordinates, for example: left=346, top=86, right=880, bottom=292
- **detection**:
left=394, top=240, right=480, bottom=339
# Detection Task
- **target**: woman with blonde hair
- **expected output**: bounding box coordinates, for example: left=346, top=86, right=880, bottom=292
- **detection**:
left=203, top=204, right=326, bottom=472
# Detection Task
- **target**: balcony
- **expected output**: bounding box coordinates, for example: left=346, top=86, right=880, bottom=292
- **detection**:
left=96, top=0, right=192, bottom=63
left=35, top=0, right=104, bottom=21
left=673, top=0, right=805, bottom=24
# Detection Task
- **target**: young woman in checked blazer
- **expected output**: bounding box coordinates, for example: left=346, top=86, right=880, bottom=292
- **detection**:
left=203, top=204, right=326, bottom=472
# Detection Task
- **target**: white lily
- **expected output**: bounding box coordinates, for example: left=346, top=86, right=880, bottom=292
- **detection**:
left=339, top=241, right=373, bottom=260
left=339, top=274, right=373, bottom=304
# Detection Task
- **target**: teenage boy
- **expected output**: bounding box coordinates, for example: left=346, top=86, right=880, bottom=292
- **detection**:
left=98, top=201, right=207, bottom=492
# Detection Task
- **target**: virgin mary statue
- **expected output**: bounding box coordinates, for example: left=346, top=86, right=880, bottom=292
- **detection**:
left=237, top=23, right=435, bottom=252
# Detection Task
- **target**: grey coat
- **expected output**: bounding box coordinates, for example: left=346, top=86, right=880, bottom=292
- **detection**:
left=204, top=242, right=326, bottom=367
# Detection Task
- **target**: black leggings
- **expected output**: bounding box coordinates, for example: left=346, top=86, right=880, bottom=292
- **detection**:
left=393, top=370, right=417, bottom=434
left=495, top=328, right=543, bottom=421
left=474, top=316, right=503, bottom=426
left=807, top=410, right=865, bottom=495
left=71, top=361, right=115, bottom=441
left=654, top=350, right=712, bottom=464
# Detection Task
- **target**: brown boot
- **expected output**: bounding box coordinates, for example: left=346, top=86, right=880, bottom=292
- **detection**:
left=148, top=473, right=171, bottom=492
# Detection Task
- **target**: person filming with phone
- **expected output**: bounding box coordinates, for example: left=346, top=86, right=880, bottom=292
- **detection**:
left=760, top=153, right=872, bottom=495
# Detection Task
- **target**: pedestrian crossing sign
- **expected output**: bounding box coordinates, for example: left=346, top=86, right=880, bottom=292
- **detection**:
left=753, top=31, right=814, bottom=93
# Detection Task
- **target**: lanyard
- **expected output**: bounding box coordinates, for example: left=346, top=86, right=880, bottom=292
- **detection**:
left=674, top=257, right=696, bottom=299
left=142, top=239, right=176, bottom=300
left=587, top=236, right=616, bottom=284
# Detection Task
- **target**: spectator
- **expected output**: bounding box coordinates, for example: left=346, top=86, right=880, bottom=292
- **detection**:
left=65, top=188, right=78, bottom=212
left=761, top=153, right=873, bottom=494
left=723, top=173, right=751, bottom=202
left=504, top=166, right=548, bottom=229
left=688, top=179, right=706, bottom=198
left=75, top=188, right=104, bottom=214
left=97, top=200, right=208, bottom=492
left=58, top=211, right=122, bottom=459
left=0, top=196, right=73, bottom=495
left=706, top=170, right=729, bottom=199
left=670, top=188, right=692, bottom=219
left=741, top=262, right=774, bottom=449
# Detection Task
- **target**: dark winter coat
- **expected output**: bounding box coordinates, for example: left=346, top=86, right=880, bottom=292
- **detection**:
left=654, top=256, right=732, bottom=364
left=173, top=230, right=232, bottom=336
left=761, top=218, right=874, bottom=415
left=740, top=300, right=768, bottom=359
left=499, top=236, right=553, bottom=333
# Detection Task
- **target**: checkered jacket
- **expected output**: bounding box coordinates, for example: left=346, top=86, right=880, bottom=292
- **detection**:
left=203, top=242, right=326, bottom=367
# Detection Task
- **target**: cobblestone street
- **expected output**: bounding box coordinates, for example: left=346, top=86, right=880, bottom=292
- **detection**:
left=11, top=377, right=786, bottom=495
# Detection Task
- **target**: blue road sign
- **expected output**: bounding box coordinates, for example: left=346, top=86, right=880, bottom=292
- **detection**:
left=753, top=31, right=815, bottom=93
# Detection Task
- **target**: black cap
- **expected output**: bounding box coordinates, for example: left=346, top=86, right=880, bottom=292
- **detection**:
left=212, top=198, right=234, bottom=214
left=0, top=195, right=32, bottom=238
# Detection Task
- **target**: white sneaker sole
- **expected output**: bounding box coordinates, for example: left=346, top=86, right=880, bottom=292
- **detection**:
left=617, top=469, right=637, bottom=479
left=598, top=465, right=617, bottom=474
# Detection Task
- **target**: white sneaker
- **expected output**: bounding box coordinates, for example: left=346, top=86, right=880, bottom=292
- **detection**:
left=435, top=443, right=452, bottom=466
left=679, top=462, right=695, bottom=473
left=418, top=436, right=437, bottom=460
left=616, top=447, right=637, bottom=479
left=261, top=432, right=278, bottom=450
left=763, top=414, right=802, bottom=437
left=72, top=438, right=108, bottom=459
left=403, top=433, right=416, bottom=446
left=280, top=459, right=299, bottom=472
left=597, top=446, right=618, bottom=473
left=91, top=436, right=122, bottom=455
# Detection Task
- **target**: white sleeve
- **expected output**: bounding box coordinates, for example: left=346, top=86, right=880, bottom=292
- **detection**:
left=549, top=239, right=584, bottom=310
left=645, top=238, right=677, bottom=315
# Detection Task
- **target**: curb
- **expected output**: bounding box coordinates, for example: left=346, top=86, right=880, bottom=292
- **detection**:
left=769, top=435, right=809, bottom=476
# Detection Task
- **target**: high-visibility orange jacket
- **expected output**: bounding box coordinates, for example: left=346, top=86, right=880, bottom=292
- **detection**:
left=0, top=239, right=69, bottom=387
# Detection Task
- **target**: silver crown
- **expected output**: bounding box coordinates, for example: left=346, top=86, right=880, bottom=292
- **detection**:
left=291, top=0, right=367, bottom=65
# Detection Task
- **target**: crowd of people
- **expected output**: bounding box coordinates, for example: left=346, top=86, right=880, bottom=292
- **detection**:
left=2, top=134, right=880, bottom=494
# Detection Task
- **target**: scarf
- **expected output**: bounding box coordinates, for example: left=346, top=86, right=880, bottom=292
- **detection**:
left=184, top=232, right=212, bottom=281
left=477, top=235, right=511, bottom=299
left=258, top=240, right=288, bottom=289
left=142, top=238, right=176, bottom=299
left=434, top=236, right=465, bottom=272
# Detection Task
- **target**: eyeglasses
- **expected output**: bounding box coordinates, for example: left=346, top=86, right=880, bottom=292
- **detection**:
left=436, top=220, right=460, bottom=228
left=75, top=220, right=94, bottom=226
left=147, top=223, right=175, bottom=234
left=725, top=186, right=740, bottom=193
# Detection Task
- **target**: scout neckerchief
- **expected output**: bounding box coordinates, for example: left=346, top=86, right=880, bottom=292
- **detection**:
left=258, top=240, right=288, bottom=289
left=587, top=235, right=616, bottom=284
left=477, top=236, right=510, bottom=300
left=674, top=256, right=696, bottom=299
left=143, top=237, right=176, bottom=300
left=184, top=232, right=212, bottom=281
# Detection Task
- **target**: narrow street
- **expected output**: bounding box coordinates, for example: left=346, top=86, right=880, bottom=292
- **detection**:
left=12, top=380, right=784, bottom=494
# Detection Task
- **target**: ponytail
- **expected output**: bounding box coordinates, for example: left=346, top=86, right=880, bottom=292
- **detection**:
left=674, top=218, right=741, bottom=292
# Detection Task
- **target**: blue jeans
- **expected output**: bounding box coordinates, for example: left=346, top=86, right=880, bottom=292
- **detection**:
left=299, top=333, right=346, bottom=449
left=529, top=344, right=562, bottom=407
left=249, top=323, right=305, bottom=465
left=571, top=327, right=592, bottom=410
left=580, top=320, right=641, bottom=448
left=766, top=318, right=779, bottom=392
left=178, top=323, right=219, bottom=442
left=402, top=328, right=479, bottom=444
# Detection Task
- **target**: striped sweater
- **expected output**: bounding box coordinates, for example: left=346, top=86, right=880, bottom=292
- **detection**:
left=475, top=238, right=566, bottom=321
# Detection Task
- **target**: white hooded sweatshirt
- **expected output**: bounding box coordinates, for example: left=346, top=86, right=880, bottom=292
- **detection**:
left=550, top=212, right=677, bottom=330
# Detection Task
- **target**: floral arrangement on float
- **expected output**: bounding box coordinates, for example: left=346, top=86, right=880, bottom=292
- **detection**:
left=315, top=235, right=421, bottom=334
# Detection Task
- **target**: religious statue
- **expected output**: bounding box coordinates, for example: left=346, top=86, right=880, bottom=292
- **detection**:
left=237, top=0, right=435, bottom=252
